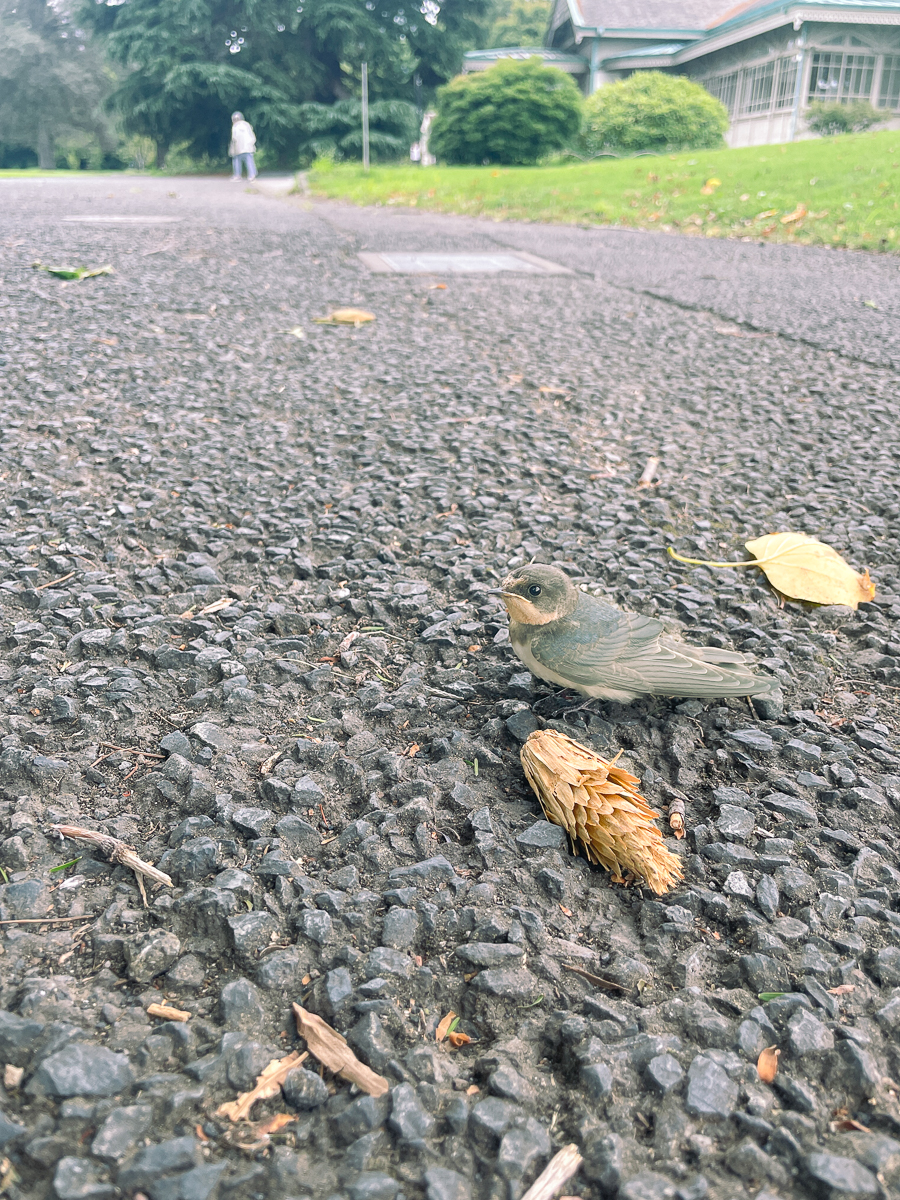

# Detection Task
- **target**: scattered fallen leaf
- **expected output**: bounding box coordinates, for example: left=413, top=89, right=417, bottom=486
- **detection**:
left=32, top=260, right=113, bottom=280
left=521, top=730, right=683, bottom=895
left=147, top=1002, right=191, bottom=1022
left=428, top=283, right=447, bottom=289
left=287, top=326, right=306, bottom=339
left=637, top=456, right=660, bottom=489
left=700, top=177, right=721, bottom=195
left=756, top=209, right=777, bottom=219
left=254, top=1112, right=297, bottom=1137
left=834, top=1117, right=872, bottom=1133
left=216, top=1050, right=306, bottom=1122
left=466, top=1084, right=480, bottom=1095
left=301, top=974, right=311, bottom=987
left=668, top=532, right=875, bottom=609
left=313, top=308, right=375, bottom=326
left=538, top=386, right=568, bottom=396
left=194, top=1124, right=208, bottom=1142
left=758, top=992, right=786, bottom=1003
left=559, top=904, right=573, bottom=917
left=829, top=984, right=855, bottom=995
left=3, top=1065, right=23, bottom=1089
left=436, top=1011, right=456, bottom=1042
left=0, top=1157, right=19, bottom=1193
left=668, top=796, right=686, bottom=839
left=447, top=1031, right=471, bottom=1048
left=293, top=1003, right=389, bottom=1096
left=781, top=203, right=808, bottom=224
left=757, top=1045, right=780, bottom=1083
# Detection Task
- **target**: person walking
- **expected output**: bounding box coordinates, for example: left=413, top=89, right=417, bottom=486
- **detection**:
left=229, top=112, right=257, bottom=181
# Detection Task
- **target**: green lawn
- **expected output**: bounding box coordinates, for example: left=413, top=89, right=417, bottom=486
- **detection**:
left=309, top=129, right=900, bottom=251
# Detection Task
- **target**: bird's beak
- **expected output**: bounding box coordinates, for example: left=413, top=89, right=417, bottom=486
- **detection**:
left=486, top=588, right=514, bottom=597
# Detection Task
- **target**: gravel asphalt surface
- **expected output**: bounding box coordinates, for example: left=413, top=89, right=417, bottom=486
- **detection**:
left=1, top=175, right=900, bottom=1200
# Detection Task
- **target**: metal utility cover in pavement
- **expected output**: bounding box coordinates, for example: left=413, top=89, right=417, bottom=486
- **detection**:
left=358, top=250, right=572, bottom=275
left=62, top=216, right=183, bottom=224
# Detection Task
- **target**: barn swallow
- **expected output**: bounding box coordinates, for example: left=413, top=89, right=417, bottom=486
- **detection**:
left=493, top=564, right=780, bottom=703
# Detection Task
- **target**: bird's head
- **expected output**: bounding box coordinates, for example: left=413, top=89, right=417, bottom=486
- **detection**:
left=493, top=565, right=578, bottom=625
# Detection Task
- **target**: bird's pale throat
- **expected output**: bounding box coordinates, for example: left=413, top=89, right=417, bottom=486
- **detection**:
left=502, top=595, right=557, bottom=626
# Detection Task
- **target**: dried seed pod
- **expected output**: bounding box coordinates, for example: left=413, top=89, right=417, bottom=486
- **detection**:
left=520, top=730, right=684, bottom=895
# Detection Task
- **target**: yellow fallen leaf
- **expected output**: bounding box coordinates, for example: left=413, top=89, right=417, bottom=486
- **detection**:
left=314, top=308, right=375, bottom=326
left=668, top=532, right=875, bottom=610
left=781, top=204, right=808, bottom=224
left=447, top=1031, right=471, bottom=1048
left=757, top=1045, right=780, bottom=1083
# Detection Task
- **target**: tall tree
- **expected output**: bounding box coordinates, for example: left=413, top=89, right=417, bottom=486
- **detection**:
left=484, top=0, right=550, bottom=48
left=0, top=0, right=113, bottom=168
left=81, top=0, right=490, bottom=167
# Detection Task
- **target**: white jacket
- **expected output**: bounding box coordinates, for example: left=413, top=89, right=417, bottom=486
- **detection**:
left=229, top=120, right=256, bottom=156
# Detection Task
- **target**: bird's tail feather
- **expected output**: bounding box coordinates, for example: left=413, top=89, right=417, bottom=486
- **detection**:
left=642, top=636, right=780, bottom=698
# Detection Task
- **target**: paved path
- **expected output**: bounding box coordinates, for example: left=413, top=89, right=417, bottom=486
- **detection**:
left=318, top=197, right=900, bottom=370
left=2, top=174, right=900, bottom=1200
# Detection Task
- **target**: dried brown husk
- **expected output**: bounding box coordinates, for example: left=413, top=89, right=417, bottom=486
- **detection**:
left=520, top=730, right=684, bottom=895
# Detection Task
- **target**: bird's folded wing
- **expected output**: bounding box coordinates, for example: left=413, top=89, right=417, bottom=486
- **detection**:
left=528, top=610, right=666, bottom=689
left=529, top=613, right=763, bottom=693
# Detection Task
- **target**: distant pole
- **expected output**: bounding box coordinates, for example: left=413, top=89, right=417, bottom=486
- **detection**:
left=361, top=62, right=370, bottom=172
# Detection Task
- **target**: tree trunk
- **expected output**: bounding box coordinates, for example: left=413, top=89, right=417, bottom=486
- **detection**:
left=37, top=127, right=55, bottom=170
left=155, top=141, right=168, bottom=169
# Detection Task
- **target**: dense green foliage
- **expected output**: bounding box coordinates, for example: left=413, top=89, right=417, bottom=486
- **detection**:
left=582, top=72, right=728, bottom=154
left=484, top=0, right=550, bottom=48
left=0, top=0, right=116, bottom=168
left=805, top=100, right=882, bottom=136
left=297, top=98, right=418, bottom=162
left=79, top=0, right=490, bottom=167
left=429, top=57, right=582, bottom=164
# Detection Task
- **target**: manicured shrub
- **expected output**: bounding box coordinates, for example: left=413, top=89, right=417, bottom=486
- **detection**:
left=805, top=100, right=882, bottom=136
left=582, top=71, right=728, bottom=155
left=429, top=57, right=583, bottom=165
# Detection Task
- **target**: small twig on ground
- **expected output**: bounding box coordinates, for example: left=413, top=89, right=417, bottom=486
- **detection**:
left=519, top=1144, right=583, bottom=1200
left=49, top=825, right=172, bottom=906
left=148, top=1002, right=191, bottom=1022
left=35, top=571, right=76, bottom=590
left=563, top=965, right=626, bottom=991
left=98, top=742, right=165, bottom=759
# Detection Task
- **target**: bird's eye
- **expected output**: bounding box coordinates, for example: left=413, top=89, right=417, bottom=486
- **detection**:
left=528, top=584, right=542, bottom=597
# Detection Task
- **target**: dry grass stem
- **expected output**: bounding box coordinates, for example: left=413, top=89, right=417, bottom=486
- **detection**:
left=520, top=730, right=684, bottom=895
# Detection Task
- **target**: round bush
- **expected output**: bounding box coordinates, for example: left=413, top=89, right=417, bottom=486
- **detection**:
left=805, top=100, right=882, bottom=136
left=582, top=72, right=728, bottom=155
left=429, top=57, right=583, bottom=165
